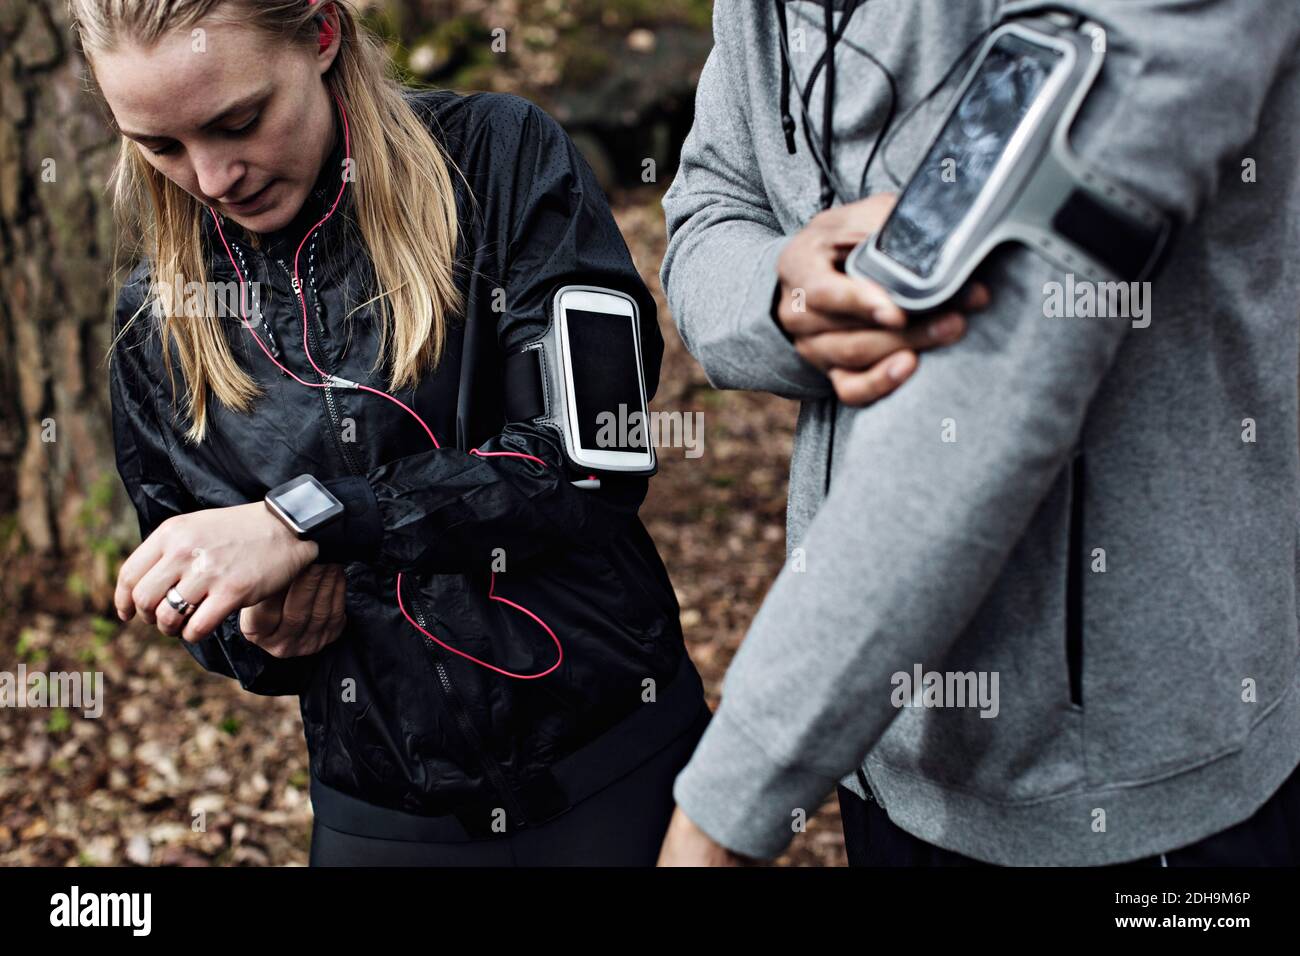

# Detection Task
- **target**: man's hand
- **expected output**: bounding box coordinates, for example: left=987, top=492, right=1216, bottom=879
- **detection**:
left=237, top=563, right=348, bottom=658
left=114, top=502, right=320, bottom=643
left=775, top=193, right=990, bottom=406
left=657, top=806, right=749, bottom=866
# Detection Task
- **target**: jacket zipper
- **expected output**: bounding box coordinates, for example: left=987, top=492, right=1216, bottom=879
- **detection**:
left=1065, top=452, right=1085, bottom=708
left=410, top=593, right=530, bottom=828
left=273, top=256, right=363, bottom=476
left=272, top=248, right=527, bottom=827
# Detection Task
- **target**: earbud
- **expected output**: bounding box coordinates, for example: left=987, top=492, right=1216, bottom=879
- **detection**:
left=316, top=16, right=336, bottom=54
left=309, top=1, right=335, bottom=54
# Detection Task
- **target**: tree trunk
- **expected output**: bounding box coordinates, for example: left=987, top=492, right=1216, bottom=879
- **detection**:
left=0, top=0, right=126, bottom=614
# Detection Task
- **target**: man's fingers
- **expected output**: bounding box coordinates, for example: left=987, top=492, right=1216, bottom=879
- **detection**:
left=780, top=304, right=872, bottom=337
left=828, top=351, right=918, bottom=406
left=774, top=190, right=907, bottom=341
left=805, top=268, right=906, bottom=328
left=916, top=312, right=967, bottom=347
left=842, top=191, right=898, bottom=224
left=798, top=313, right=965, bottom=371
left=961, top=282, right=991, bottom=311
left=812, top=191, right=898, bottom=234
left=778, top=274, right=906, bottom=336
left=825, top=230, right=872, bottom=253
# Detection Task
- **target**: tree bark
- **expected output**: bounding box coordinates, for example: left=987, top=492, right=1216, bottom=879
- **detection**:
left=0, top=0, right=126, bottom=612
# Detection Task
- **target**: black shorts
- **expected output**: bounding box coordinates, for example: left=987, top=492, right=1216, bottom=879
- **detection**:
left=309, top=703, right=710, bottom=866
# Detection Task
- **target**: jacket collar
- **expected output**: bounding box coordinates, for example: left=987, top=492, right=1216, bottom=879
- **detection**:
left=203, top=109, right=355, bottom=284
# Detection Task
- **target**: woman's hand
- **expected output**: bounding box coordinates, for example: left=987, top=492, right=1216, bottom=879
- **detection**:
left=238, top=563, right=349, bottom=658
left=775, top=192, right=990, bottom=406
left=114, top=502, right=320, bottom=643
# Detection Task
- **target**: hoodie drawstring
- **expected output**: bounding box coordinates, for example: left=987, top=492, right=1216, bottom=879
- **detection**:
left=820, top=0, right=838, bottom=210
left=776, top=0, right=798, bottom=154
left=774, top=0, right=864, bottom=209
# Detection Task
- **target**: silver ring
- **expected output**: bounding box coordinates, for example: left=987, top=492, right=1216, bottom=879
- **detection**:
left=164, top=587, right=195, bottom=616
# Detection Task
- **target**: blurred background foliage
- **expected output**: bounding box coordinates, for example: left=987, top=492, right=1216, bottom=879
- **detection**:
left=362, top=0, right=714, bottom=188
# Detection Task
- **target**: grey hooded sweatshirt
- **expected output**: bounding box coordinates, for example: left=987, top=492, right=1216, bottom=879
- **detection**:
left=661, top=0, right=1300, bottom=865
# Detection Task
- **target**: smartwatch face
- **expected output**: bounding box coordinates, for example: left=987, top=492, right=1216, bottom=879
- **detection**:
left=876, top=32, right=1065, bottom=279
left=269, top=475, right=343, bottom=532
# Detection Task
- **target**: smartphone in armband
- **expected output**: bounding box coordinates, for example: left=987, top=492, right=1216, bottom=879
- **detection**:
left=504, top=285, right=657, bottom=479
left=846, top=16, right=1172, bottom=312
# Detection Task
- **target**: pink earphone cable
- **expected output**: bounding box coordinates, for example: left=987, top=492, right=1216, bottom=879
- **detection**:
left=207, top=89, right=561, bottom=680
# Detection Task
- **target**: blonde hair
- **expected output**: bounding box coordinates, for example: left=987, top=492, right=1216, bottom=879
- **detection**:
left=73, top=0, right=462, bottom=442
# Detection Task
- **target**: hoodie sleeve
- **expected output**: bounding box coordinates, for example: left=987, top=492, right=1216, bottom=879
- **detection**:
left=659, top=0, right=834, bottom=401
left=308, top=98, right=663, bottom=573
left=109, top=269, right=315, bottom=697
left=671, top=0, right=1300, bottom=858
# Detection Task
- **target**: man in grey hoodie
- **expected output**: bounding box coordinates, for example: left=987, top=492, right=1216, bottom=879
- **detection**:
left=657, top=0, right=1300, bottom=866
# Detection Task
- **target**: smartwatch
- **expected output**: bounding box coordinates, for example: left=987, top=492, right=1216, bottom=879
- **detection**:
left=264, top=474, right=345, bottom=537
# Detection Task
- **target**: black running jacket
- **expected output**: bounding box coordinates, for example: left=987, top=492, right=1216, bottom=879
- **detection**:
left=109, top=89, right=705, bottom=836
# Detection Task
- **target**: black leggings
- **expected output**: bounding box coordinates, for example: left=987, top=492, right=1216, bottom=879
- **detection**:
left=309, top=707, right=709, bottom=866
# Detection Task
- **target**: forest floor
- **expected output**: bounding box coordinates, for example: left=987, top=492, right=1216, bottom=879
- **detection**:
left=0, top=191, right=848, bottom=867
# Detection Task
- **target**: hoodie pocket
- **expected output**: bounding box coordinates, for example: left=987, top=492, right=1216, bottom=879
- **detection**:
left=1065, top=452, right=1085, bottom=708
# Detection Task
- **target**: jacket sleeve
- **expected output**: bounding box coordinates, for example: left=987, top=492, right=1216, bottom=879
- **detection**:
left=659, top=0, right=834, bottom=401
left=109, top=268, right=315, bottom=697
left=309, top=99, right=662, bottom=573
left=671, top=0, right=1300, bottom=858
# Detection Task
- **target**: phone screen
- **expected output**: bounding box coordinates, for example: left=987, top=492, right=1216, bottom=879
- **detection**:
left=877, top=33, right=1064, bottom=278
left=565, top=308, right=647, bottom=452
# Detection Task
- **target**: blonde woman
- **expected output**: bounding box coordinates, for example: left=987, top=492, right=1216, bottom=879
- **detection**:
left=79, top=0, right=709, bottom=865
